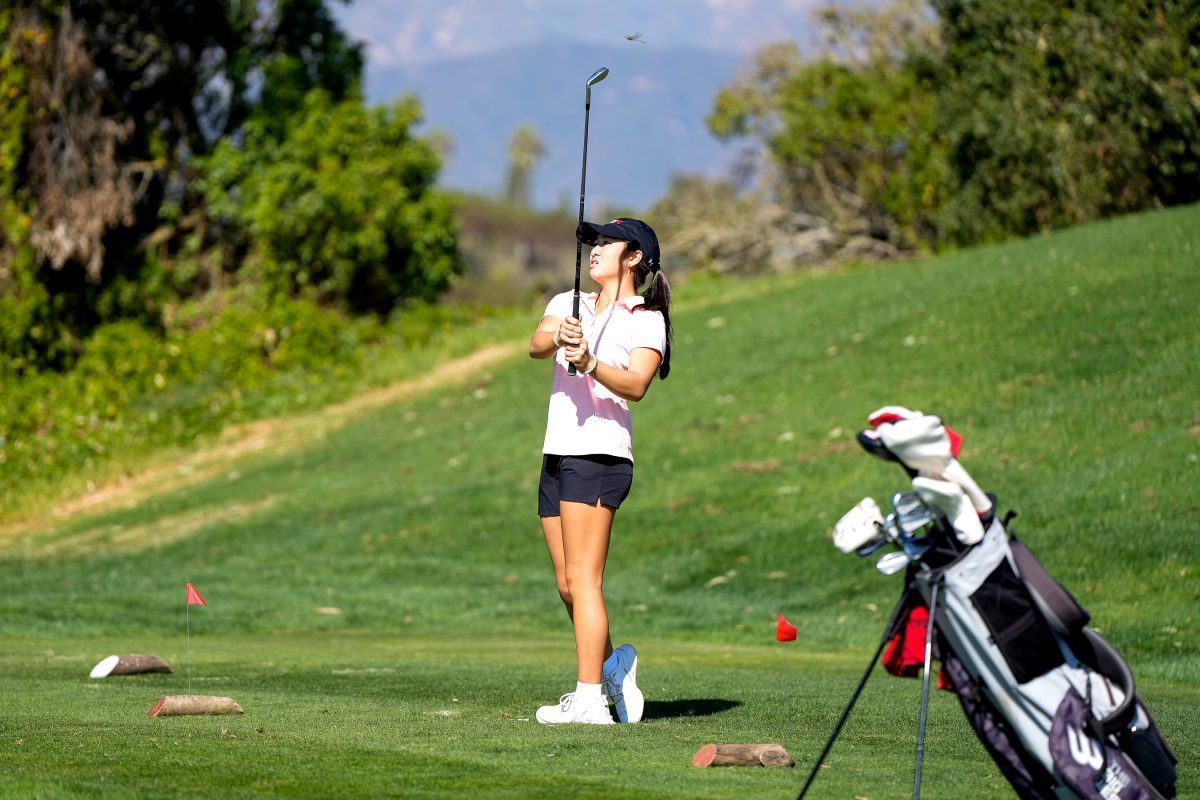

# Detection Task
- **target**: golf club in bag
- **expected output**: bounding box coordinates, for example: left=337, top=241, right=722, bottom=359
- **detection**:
left=800, top=406, right=1178, bottom=800
left=567, top=66, right=609, bottom=376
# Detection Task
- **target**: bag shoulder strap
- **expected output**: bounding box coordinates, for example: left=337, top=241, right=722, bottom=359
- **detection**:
left=1008, top=535, right=1091, bottom=635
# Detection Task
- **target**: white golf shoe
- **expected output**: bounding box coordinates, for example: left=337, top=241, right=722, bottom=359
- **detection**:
left=603, top=644, right=644, bottom=723
left=535, top=692, right=615, bottom=725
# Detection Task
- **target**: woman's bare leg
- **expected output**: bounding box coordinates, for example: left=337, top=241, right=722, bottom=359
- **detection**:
left=541, top=514, right=614, bottom=662
left=558, top=499, right=617, bottom=684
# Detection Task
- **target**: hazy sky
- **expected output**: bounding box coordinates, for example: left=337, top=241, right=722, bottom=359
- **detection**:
left=331, top=0, right=826, bottom=66
left=327, top=0, right=834, bottom=208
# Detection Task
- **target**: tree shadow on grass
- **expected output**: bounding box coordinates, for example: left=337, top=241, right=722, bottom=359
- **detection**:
left=642, top=698, right=741, bottom=720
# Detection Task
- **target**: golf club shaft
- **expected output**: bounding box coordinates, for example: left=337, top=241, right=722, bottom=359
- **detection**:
left=568, top=95, right=592, bottom=376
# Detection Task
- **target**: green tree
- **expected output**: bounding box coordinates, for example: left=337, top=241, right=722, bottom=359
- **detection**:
left=709, top=1, right=1200, bottom=252
left=201, top=91, right=461, bottom=315
left=931, top=0, right=1200, bottom=244
left=709, top=1, right=945, bottom=248
left=0, top=0, right=365, bottom=370
left=503, top=124, right=545, bottom=208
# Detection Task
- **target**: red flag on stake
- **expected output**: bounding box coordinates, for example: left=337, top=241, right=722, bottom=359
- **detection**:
left=186, top=583, right=207, bottom=606
left=776, top=613, right=797, bottom=642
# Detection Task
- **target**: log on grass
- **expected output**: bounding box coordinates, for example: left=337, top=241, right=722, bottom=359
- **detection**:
left=147, top=695, right=244, bottom=717
left=692, top=743, right=795, bottom=768
left=89, top=654, right=172, bottom=678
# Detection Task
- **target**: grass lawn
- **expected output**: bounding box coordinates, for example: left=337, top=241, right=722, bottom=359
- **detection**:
left=2, top=204, right=1197, bottom=798
left=11, top=633, right=1193, bottom=799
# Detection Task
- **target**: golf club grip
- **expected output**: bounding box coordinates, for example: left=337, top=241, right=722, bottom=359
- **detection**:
left=567, top=287, right=580, bottom=376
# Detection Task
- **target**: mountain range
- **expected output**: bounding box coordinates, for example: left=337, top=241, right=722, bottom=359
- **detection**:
left=363, top=40, right=750, bottom=212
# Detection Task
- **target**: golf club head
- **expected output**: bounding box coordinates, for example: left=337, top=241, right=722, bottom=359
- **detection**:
left=891, top=491, right=937, bottom=561
left=891, top=491, right=937, bottom=535
left=881, top=512, right=900, bottom=544
left=876, top=551, right=910, bottom=575
left=585, top=66, right=609, bottom=103
left=901, top=535, right=933, bottom=561
left=856, top=539, right=887, bottom=557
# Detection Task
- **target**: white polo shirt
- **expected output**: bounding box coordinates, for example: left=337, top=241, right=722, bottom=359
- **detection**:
left=541, top=290, right=666, bottom=462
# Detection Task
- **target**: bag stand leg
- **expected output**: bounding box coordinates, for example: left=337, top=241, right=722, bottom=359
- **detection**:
left=797, top=588, right=915, bottom=800
left=913, top=576, right=941, bottom=800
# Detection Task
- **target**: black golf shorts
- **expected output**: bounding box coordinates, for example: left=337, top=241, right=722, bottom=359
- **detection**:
left=538, top=454, right=634, bottom=516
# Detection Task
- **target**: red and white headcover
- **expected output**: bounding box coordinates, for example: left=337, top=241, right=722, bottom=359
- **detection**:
left=868, top=405, right=962, bottom=457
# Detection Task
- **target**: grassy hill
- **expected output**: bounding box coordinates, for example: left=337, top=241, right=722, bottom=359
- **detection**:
left=1, top=204, right=1196, bottom=798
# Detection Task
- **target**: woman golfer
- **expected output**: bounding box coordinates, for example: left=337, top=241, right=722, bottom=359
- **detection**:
left=528, top=217, right=672, bottom=725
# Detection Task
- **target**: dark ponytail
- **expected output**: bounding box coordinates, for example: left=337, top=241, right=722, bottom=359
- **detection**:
left=635, top=259, right=672, bottom=380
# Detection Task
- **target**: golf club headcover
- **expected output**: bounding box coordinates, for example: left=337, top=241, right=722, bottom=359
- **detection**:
left=876, top=415, right=953, bottom=476
left=868, top=406, right=963, bottom=457
left=912, top=476, right=985, bottom=545
left=833, top=497, right=885, bottom=553
left=942, top=459, right=992, bottom=515
left=868, top=405, right=922, bottom=427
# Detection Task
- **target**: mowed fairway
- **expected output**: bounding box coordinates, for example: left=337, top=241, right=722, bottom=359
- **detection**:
left=2, top=205, right=1198, bottom=798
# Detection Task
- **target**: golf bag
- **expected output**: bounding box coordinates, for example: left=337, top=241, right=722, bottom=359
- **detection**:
left=825, top=407, right=1178, bottom=800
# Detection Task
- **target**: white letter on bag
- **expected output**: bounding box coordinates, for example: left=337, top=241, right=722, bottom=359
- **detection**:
left=1067, top=726, right=1104, bottom=770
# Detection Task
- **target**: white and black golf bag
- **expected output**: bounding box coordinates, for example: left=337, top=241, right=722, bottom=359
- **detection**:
left=827, top=407, right=1178, bottom=800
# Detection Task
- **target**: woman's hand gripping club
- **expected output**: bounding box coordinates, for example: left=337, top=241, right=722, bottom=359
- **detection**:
left=556, top=317, right=595, bottom=375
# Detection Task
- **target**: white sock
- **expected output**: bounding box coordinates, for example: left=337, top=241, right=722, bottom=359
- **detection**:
left=575, top=681, right=603, bottom=701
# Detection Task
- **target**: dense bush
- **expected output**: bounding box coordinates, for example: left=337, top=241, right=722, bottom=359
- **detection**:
left=200, top=91, right=462, bottom=316
left=932, top=0, right=1200, bottom=244
left=0, top=292, right=376, bottom=498
left=0, top=288, right=519, bottom=509
left=709, top=0, right=1200, bottom=250
left=0, top=1, right=439, bottom=375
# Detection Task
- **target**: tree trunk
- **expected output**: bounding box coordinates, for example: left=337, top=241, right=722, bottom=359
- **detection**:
left=692, top=743, right=795, bottom=768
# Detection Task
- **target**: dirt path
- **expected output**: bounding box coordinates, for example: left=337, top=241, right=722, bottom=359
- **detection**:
left=0, top=342, right=523, bottom=543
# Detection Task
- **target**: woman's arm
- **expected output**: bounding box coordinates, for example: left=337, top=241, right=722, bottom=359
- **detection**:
left=585, top=347, right=662, bottom=403
left=529, top=315, right=561, bottom=359
left=530, top=315, right=584, bottom=359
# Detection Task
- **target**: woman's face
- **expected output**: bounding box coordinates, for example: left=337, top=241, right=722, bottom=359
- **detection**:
left=589, top=236, right=641, bottom=283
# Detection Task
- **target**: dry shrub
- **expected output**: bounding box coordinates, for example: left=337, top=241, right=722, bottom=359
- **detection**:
left=19, top=6, right=133, bottom=281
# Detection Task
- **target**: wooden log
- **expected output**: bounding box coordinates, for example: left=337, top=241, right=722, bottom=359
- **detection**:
left=692, top=743, right=795, bottom=768
left=147, top=695, right=244, bottom=717
left=89, top=654, right=172, bottom=678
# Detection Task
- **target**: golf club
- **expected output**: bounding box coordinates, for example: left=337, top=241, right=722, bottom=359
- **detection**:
left=891, top=491, right=937, bottom=560
left=876, top=550, right=911, bottom=575
left=568, top=66, right=609, bottom=376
